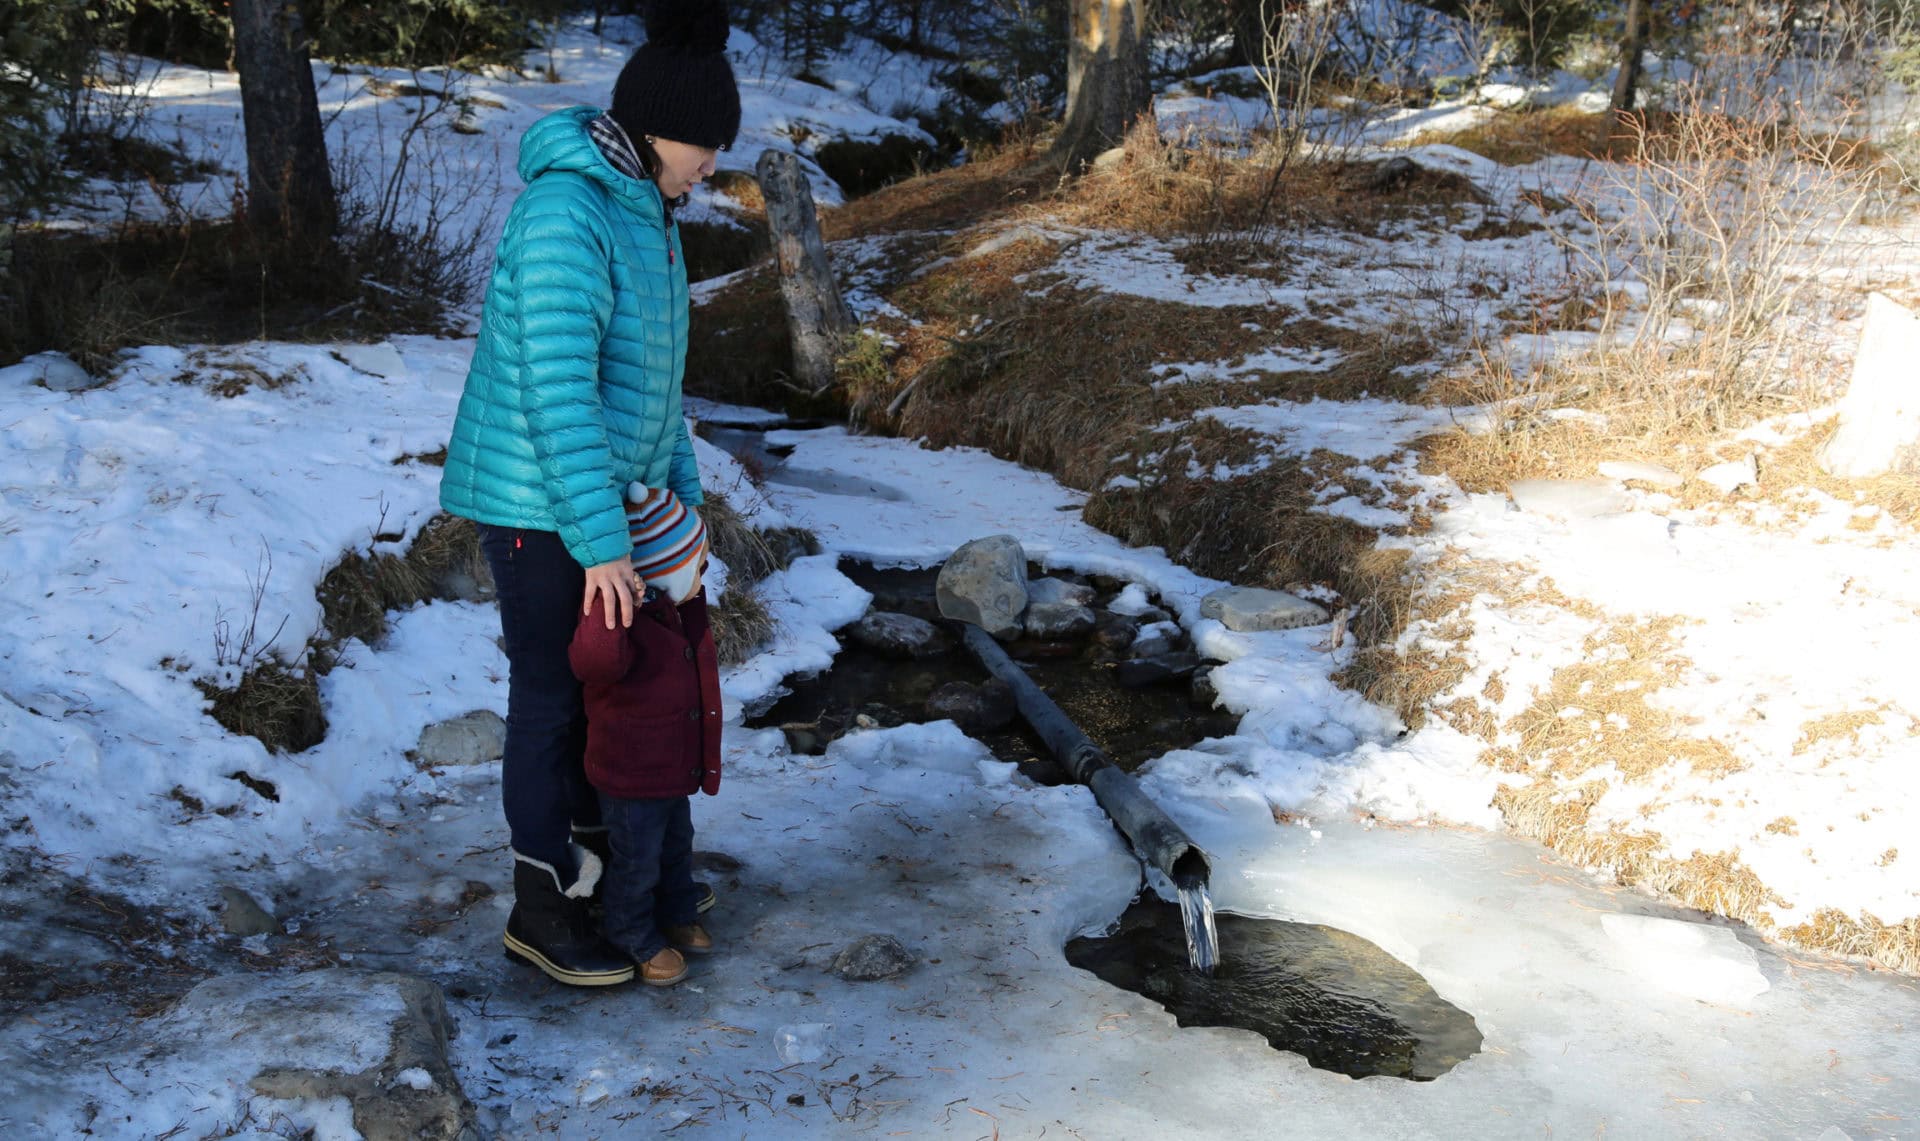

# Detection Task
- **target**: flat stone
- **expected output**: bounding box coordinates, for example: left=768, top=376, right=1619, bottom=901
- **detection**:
left=1507, top=478, right=1634, bottom=520
left=845, top=611, right=952, bottom=659
left=1697, top=455, right=1757, bottom=495
left=1027, top=578, right=1096, bottom=608
left=1597, top=460, right=1685, bottom=489
left=924, top=680, right=1017, bottom=732
left=335, top=342, right=408, bottom=379
left=1115, top=652, right=1203, bottom=688
left=1130, top=621, right=1183, bottom=659
left=219, top=886, right=283, bottom=937
left=415, top=711, right=506, bottom=767
left=239, top=971, right=479, bottom=1140
left=936, top=535, right=1029, bottom=640
left=15, top=351, right=100, bottom=393
left=830, top=933, right=917, bottom=981
left=1190, top=668, right=1219, bottom=708
left=1198, top=586, right=1329, bottom=632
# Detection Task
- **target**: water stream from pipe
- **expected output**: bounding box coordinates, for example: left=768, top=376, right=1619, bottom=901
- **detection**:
left=1176, top=873, right=1220, bottom=976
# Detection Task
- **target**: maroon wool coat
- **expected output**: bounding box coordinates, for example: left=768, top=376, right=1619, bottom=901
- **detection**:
left=569, top=590, right=723, bottom=799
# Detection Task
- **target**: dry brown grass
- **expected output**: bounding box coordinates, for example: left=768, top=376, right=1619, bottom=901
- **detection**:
left=1423, top=106, right=1626, bottom=166
left=1504, top=616, right=1742, bottom=782
left=1793, top=707, right=1887, bottom=755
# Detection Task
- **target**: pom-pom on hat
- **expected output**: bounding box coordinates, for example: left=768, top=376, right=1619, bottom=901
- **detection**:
left=611, top=0, right=741, bottom=152
left=626, top=485, right=708, bottom=604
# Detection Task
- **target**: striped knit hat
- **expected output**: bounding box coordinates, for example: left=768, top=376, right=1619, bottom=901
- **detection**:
left=626, top=484, right=708, bottom=603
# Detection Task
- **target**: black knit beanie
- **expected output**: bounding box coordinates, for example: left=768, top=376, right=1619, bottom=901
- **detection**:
left=611, top=0, right=741, bottom=151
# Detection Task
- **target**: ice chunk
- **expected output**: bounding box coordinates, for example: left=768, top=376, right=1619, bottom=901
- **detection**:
left=1507, top=477, right=1633, bottom=520
left=1600, top=914, right=1770, bottom=1008
left=1597, top=460, right=1685, bottom=489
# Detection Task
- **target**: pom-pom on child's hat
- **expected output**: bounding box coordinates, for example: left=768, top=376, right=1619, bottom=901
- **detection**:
left=626, top=485, right=708, bottom=604
left=611, top=0, right=741, bottom=152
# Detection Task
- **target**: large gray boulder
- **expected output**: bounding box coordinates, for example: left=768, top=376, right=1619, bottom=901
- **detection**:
left=937, top=535, right=1029, bottom=640
left=1199, top=586, right=1329, bottom=632
left=416, top=710, right=506, bottom=767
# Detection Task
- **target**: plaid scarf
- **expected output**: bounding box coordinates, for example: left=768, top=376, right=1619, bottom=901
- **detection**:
left=588, top=113, right=648, bottom=184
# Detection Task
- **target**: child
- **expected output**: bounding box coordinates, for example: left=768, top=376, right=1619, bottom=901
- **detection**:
left=569, top=485, right=724, bottom=986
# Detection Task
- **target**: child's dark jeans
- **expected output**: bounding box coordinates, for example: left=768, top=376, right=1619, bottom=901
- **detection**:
left=599, top=793, right=700, bottom=960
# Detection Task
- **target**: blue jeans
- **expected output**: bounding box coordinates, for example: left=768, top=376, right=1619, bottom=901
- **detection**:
left=599, top=793, right=699, bottom=960
left=478, top=524, right=601, bottom=882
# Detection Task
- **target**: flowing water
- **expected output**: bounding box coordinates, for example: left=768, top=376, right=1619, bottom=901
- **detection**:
left=1175, top=875, right=1220, bottom=976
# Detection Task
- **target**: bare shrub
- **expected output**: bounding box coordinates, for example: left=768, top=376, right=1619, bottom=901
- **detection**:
left=1553, top=42, right=1888, bottom=415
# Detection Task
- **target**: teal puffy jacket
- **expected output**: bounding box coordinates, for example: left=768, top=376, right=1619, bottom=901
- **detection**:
left=440, top=106, right=702, bottom=570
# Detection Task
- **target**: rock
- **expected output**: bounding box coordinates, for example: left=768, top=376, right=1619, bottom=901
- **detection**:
left=1024, top=600, right=1095, bottom=640
left=1190, top=668, right=1219, bottom=708
left=846, top=611, right=952, bottom=659
left=1697, top=454, right=1757, bottom=495
left=936, top=535, right=1029, bottom=640
left=1091, top=145, right=1127, bottom=171
left=924, top=680, right=1017, bottom=732
left=1820, top=293, right=1920, bottom=478
left=1199, top=586, right=1329, bottom=632
left=15, top=351, right=101, bottom=393
left=781, top=722, right=823, bottom=755
left=830, top=933, right=917, bottom=981
left=1597, top=460, right=1685, bottom=489
left=1129, top=621, right=1182, bottom=659
left=1507, top=478, right=1634, bottom=520
left=1027, top=578, right=1095, bottom=608
left=1135, top=605, right=1173, bottom=625
left=437, top=558, right=494, bottom=604
left=693, top=850, right=744, bottom=874
left=334, top=342, right=408, bottom=379
left=238, top=971, right=479, bottom=1140
left=1090, top=612, right=1139, bottom=652
left=219, top=886, right=283, bottom=937
left=1115, top=652, right=1203, bottom=687
left=415, top=711, right=506, bottom=767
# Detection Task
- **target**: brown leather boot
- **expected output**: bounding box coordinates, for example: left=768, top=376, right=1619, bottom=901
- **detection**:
left=639, top=946, right=688, bottom=986
left=665, top=923, right=715, bottom=955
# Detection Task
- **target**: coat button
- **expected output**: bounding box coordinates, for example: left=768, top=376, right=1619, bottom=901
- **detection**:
left=686, top=709, right=699, bottom=721
left=684, top=646, right=695, bottom=660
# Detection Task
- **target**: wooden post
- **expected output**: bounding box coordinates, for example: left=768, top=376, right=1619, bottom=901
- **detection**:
left=755, top=150, right=853, bottom=396
left=1611, top=0, right=1651, bottom=113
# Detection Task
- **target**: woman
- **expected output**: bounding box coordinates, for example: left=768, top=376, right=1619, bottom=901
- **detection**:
left=439, top=0, right=739, bottom=987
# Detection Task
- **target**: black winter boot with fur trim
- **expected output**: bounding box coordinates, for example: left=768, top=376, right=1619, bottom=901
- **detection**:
left=503, top=847, right=635, bottom=987
left=572, top=826, right=717, bottom=914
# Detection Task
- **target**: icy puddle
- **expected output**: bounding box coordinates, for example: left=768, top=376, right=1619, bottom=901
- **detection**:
left=1068, top=897, right=1482, bottom=1080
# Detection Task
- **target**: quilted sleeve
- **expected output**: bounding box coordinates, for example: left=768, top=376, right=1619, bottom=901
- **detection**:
left=512, top=177, right=632, bottom=569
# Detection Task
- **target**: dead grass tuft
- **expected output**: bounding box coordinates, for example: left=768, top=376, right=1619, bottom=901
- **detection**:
left=197, top=659, right=327, bottom=755
left=1779, top=910, right=1920, bottom=974
left=316, top=514, right=482, bottom=649
left=701, top=490, right=815, bottom=665
left=1793, top=707, right=1887, bottom=755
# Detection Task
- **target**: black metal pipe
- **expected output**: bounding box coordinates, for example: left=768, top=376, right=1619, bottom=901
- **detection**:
left=960, top=624, right=1210, bottom=888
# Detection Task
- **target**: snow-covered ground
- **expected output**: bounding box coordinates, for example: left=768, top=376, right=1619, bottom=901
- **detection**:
left=7, top=10, right=1920, bottom=1139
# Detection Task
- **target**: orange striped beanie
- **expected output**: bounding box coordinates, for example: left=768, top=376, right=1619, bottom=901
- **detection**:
left=625, top=485, right=707, bottom=603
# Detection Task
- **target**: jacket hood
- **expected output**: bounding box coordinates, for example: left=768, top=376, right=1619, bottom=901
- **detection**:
left=517, top=106, right=662, bottom=213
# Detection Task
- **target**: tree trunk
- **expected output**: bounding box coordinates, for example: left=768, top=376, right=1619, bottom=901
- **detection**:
left=756, top=150, right=853, bottom=396
left=230, top=0, right=334, bottom=251
left=1052, top=0, right=1150, bottom=174
left=1611, top=0, right=1651, bottom=113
